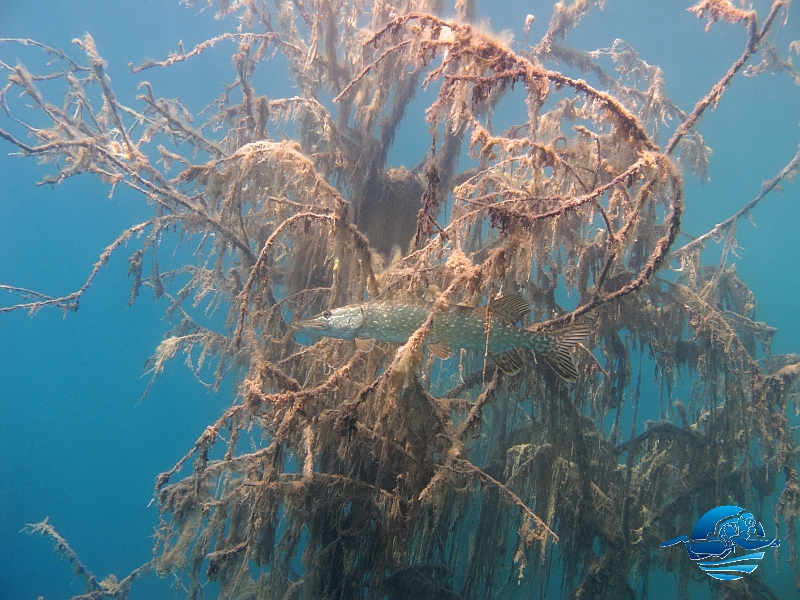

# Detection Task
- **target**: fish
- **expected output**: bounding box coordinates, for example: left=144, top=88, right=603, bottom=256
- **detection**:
left=293, top=295, right=590, bottom=381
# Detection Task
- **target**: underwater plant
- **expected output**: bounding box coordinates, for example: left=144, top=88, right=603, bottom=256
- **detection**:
left=2, top=1, right=800, bottom=598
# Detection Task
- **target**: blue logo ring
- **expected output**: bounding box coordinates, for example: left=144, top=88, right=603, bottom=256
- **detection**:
left=661, top=505, right=780, bottom=581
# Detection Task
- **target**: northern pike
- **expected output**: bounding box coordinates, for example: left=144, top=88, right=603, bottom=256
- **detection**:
left=294, top=295, right=590, bottom=381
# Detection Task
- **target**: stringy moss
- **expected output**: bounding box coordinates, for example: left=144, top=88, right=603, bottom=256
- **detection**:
left=4, top=1, right=800, bottom=599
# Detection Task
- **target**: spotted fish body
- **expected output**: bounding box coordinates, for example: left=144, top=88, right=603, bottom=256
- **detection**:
left=294, top=296, right=590, bottom=381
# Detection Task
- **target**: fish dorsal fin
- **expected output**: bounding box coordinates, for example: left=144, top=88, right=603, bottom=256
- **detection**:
left=355, top=337, right=376, bottom=353
left=428, top=340, right=452, bottom=360
left=489, top=295, right=529, bottom=322
left=488, top=349, right=524, bottom=375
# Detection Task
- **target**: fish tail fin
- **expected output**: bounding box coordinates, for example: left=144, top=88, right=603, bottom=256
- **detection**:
left=541, top=323, right=592, bottom=381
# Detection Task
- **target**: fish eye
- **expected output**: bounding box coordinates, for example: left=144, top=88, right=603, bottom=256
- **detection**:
left=323, top=310, right=332, bottom=319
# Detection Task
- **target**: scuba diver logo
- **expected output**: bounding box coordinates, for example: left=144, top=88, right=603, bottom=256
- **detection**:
left=661, top=505, right=780, bottom=581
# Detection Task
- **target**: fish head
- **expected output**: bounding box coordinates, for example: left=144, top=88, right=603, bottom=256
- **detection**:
left=293, top=304, right=366, bottom=340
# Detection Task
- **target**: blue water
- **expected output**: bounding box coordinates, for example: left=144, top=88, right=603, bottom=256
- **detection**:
left=1, top=1, right=799, bottom=598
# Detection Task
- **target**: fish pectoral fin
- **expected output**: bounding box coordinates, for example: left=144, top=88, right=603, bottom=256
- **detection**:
left=489, top=295, right=530, bottom=322
left=428, top=340, right=452, bottom=360
left=355, top=338, right=376, bottom=353
left=542, top=323, right=592, bottom=381
left=488, top=349, right=524, bottom=375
